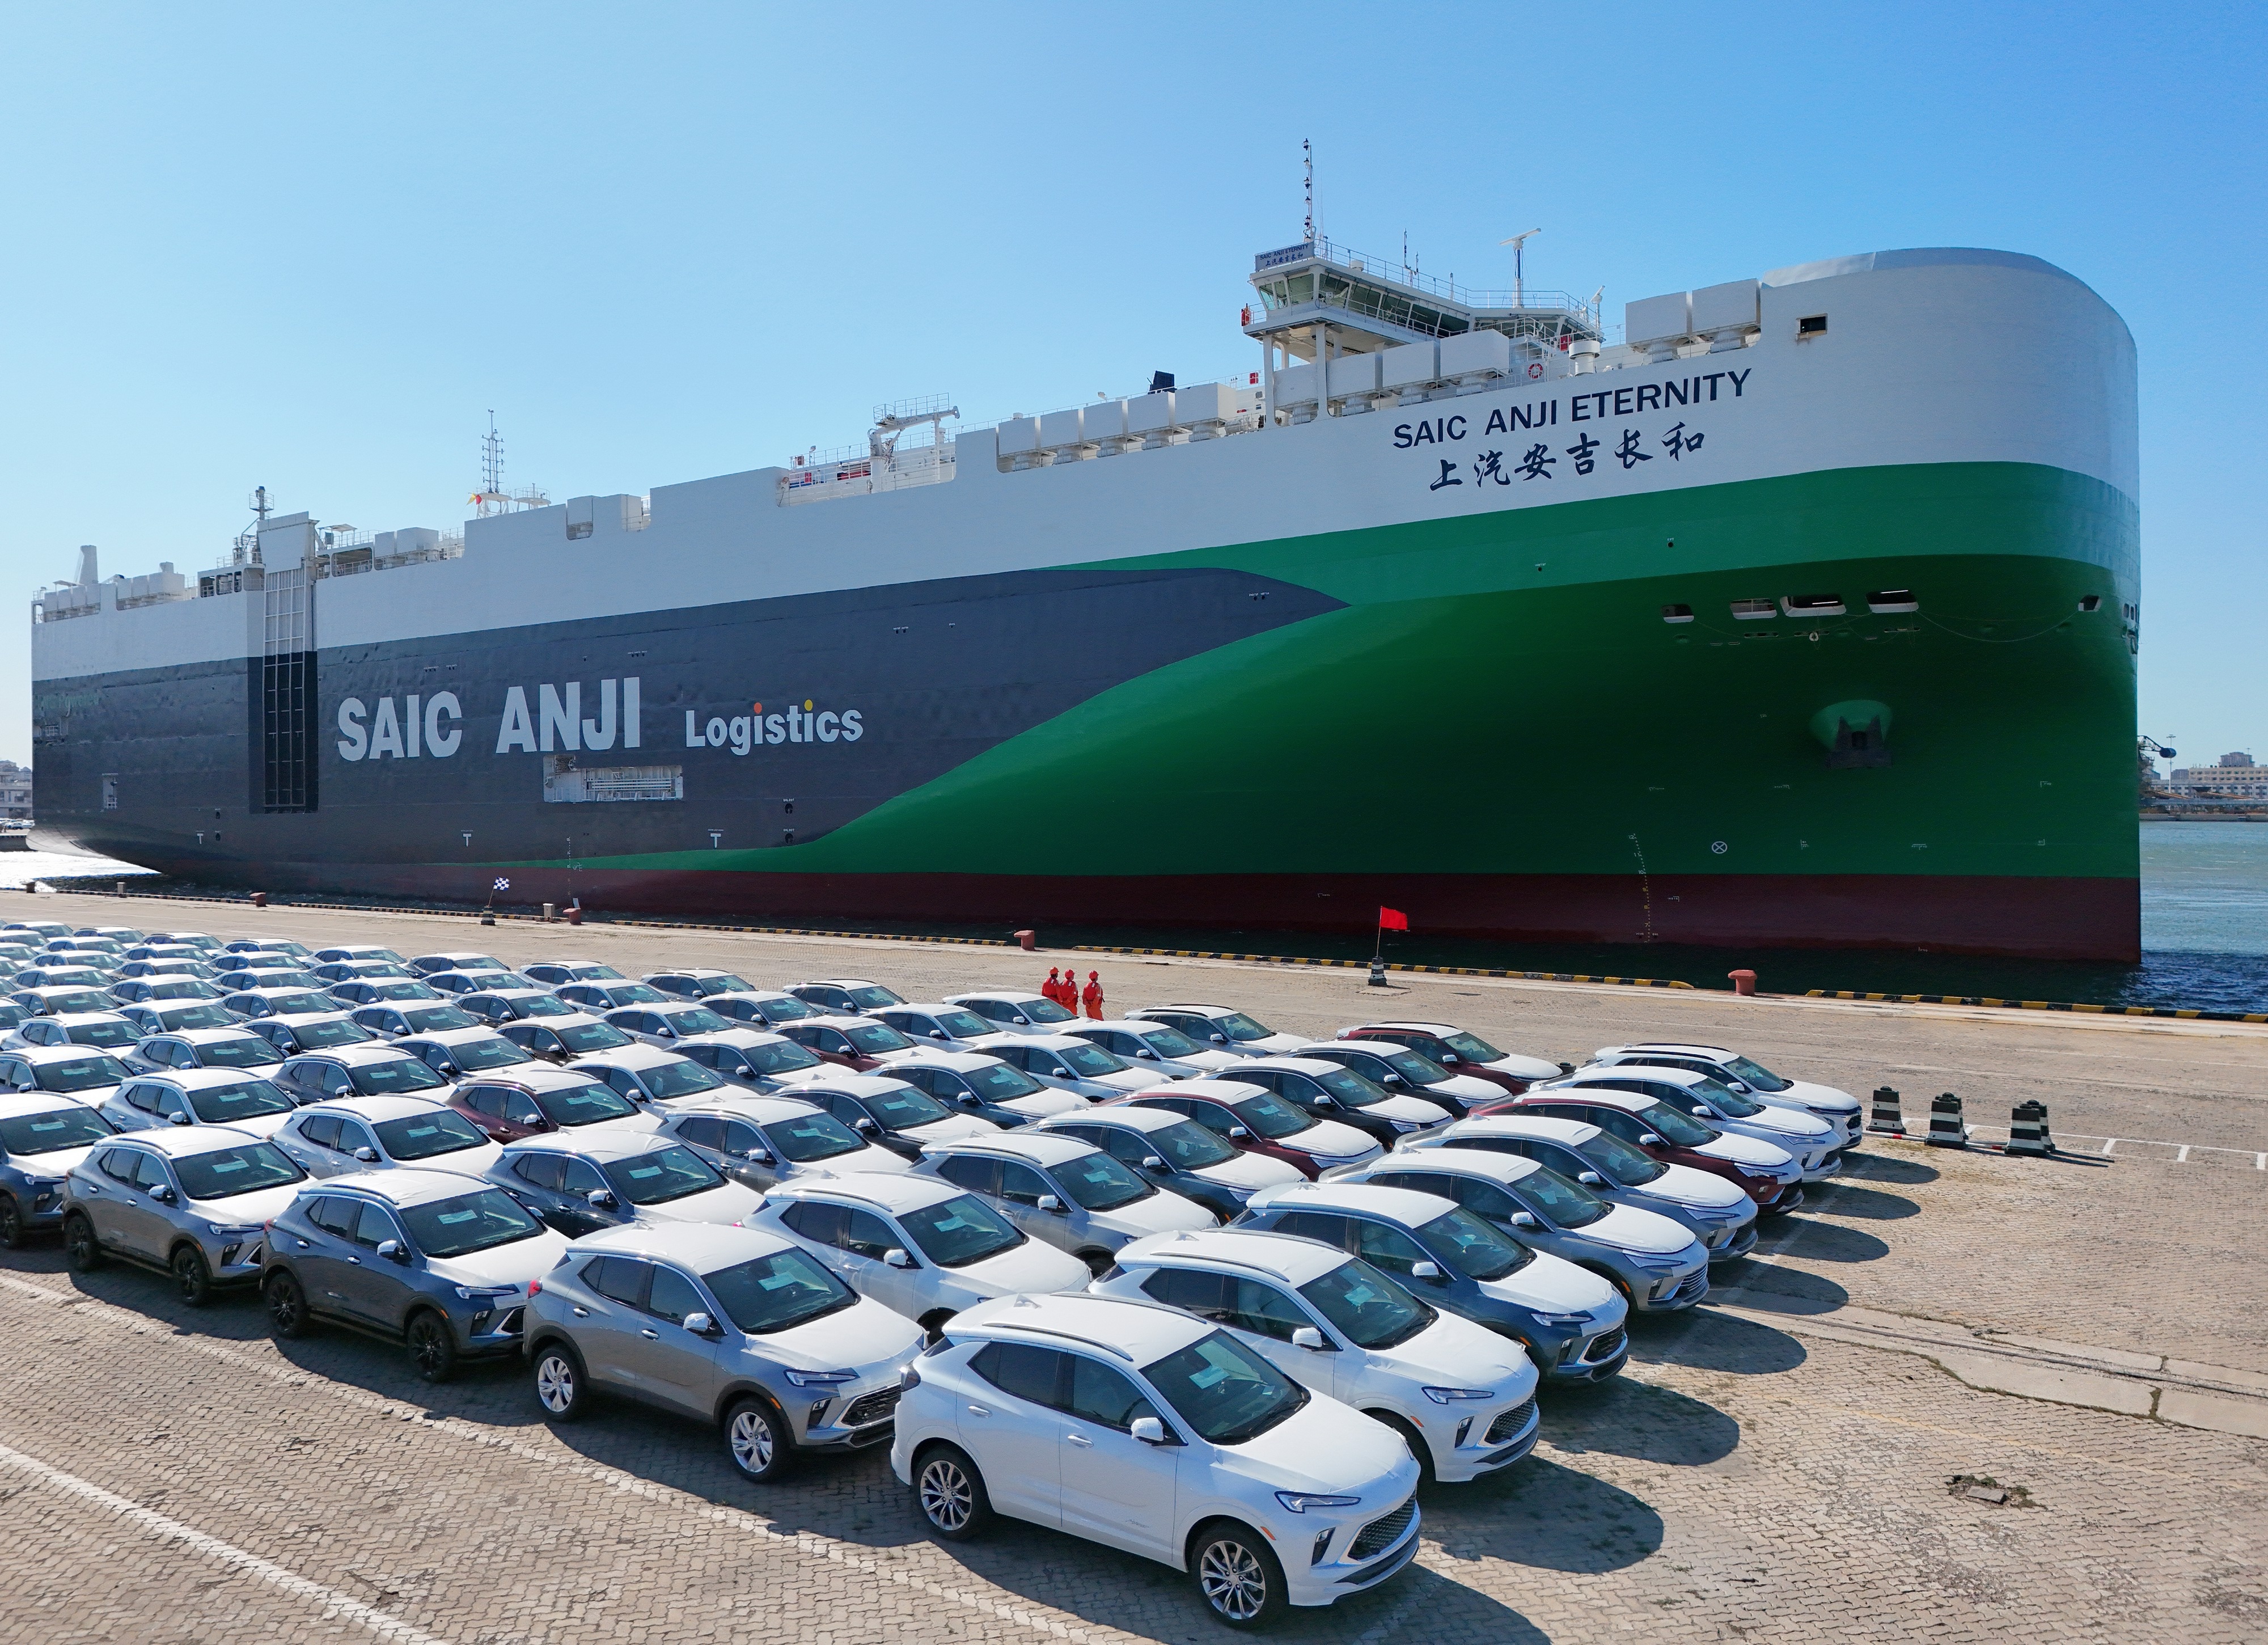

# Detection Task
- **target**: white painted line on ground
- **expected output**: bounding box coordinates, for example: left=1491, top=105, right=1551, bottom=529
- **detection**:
left=0, top=1436, right=455, bottom=1645
left=2177, top=1144, right=2192, bottom=1162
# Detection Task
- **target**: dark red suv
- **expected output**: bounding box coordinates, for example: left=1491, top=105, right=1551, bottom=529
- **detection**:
left=1335, top=1021, right=1564, bottom=1096
left=1495, top=1086, right=1805, bottom=1213
left=777, top=1015, right=917, bottom=1072
left=447, top=1067, right=643, bottom=1143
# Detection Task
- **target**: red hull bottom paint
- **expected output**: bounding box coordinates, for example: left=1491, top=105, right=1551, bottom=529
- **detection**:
left=182, top=861, right=2140, bottom=962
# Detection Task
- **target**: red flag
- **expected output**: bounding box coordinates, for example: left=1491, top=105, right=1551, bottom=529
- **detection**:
left=1378, top=906, right=1409, bottom=931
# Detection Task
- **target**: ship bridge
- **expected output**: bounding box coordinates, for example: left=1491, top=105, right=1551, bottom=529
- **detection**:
left=1245, top=237, right=1603, bottom=420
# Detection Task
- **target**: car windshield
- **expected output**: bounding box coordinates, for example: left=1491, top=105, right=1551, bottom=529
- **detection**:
left=534, top=1083, right=640, bottom=1127
left=36, top=1055, right=130, bottom=1093
left=838, top=1021, right=911, bottom=1054
left=401, top=1189, right=544, bottom=1257
left=928, top=1009, right=992, bottom=1039
left=45, top=991, right=113, bottom=1016
left=862, top=1082, right=952, bottom=1128
left=1633, top=1100, right=1719, bottom=1147
left=607, top=1144, right=726, bottom=1205
left=1692, top=1076, right=1764, bottom=1117
left=505, top=994, right=574, bottom=1019
left=743, top=1041, right=822, bottom=1075
left=844, top=984, right=904, bottom=1009
left=897, top=1193, right=1022, bottom=1266
left=1417, top=1207, right=1533, bottom=1280
left=1719, top=1054, right=1790, bottom=1093
left=641, top=1059, right=726, bottom=1100
left=1577, top=1131, right=1669, bottom=1185
left=150, top=980, right=225, bottom=1000
left=1133, top=1022, right=1202, bottom=1057
left=374, top=981, right=442, bottom=1001
left=401, top=1006, right=480, bottom=1032
left=703, top=1248, right=857, bottom=1334
left=1054, top=1148, right=1153, bottom=1210
left=607, top=984, right=666, bottom=1005
left=1143, top=1329, right=1309, bottom=1445
left=1439, top=1030, right=1505, bottom=1063
left=1382, top=1048, right=1453, bottom=1086
left=65, top=1020, right=139, bottom=1048
left=761, top=1112, right=868, bottom=1161
left=686, top=974, right=752, bottom=996
left=751, top=994, right=817, bottom=1021
left=348, top=1058, right=448, bottom=1096
left=554, top=1021, right=632, bottom=1052
left=443, top=1038, right=530, bottom=1071
left=0, top=1105, right=115, bottom=1154
left=1212, top=1012, right=1276, bottom=1043
left=188, top=1080, right=294, bottom=1122
left=160, top=1005, right=237, bottom=1030
left=336, top=948, right=404, bottom=963
left=266, top=992, right=336, bottom=1016
left=175, top=1141, right=302, bottom=1199
left=568, top=964, right=625, bottom=980
left=41, top=969, right=107, bottom=986
left=194, top=1037, right=283, bottom=1068
left=1300, top=1259, right=1436, bottom=1350
left=1147, top=1120, right=1238, bottom=1170
left=1518, top=1165, right=1611, bottom=1228
left=1056, top=1041, right=1128, bottom=1077
left=962, top=1062, right=1046, bottom=1101
left=373, top=1109, right=490, bottom=1161
left=660, top=1005, right=730, bottom=1034
left=291, top=1019, right=374, bottom=1049
left=1226, top=1091, right=1314, bottom=1139
left=1310, top=1066, right=1393, bottom=1109
left=477, top=973, right=541, bottom=992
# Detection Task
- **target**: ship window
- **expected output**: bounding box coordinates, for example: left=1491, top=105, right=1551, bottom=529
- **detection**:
left=1729, top=599, right=1778, bottom=621
left=1797, top=314, right=1827, bottom=338
left=2077, top=595, right=2102, bottom=614
left=1660, top=603, right=1693, bottom=624
left=1781, top=594, right=1846, bottom=618
left=1867, top=590, right=1920, bottom=614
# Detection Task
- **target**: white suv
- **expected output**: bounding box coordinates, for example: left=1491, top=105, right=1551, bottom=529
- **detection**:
left=892, top=1292, right=1422, bottom=1627
left=1094, top=1228, right=1540, bottom=1483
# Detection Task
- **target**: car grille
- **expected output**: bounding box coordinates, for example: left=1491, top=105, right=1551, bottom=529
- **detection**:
left=1484, top=1400, right=1536, bottom=1444
left=840, top=1387, right=901, bottom=1429
left=1581, top=1329, right=1627, bottom=1363
left=497, top=1308, right=525, bottom=1335
left=1347, top=1497, right=1417, bottom=1562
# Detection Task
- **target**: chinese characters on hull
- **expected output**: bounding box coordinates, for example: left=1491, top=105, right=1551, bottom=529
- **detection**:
left=1391, top=367, right=1750, bottom=494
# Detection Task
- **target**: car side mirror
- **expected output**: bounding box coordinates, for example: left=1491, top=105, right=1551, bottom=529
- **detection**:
left=1226, top=1126, right=1250, bottom=1140
left=959, top=1095, right=982, bottom=1108
left=376, top=1238, right=409, bottom=1263
left=587, top=1187, right=618, bottom=1210
left=682, top=1310, right=720, bottom=1337
left=435, top=1061, right=458, bottom=1076
left=1382, top=1073, right=1405, bottom=1086
left=745, top=1147, right=773, bottom=1164
left=1036, top=1194, right=1063, bottom=1212
left=1011, top=1016, right=1029, bottom=1026
left=1137, top=1049, right=1157, bottom=1060
left=1439, top=1053, right=1459, bottom=1064
left=149, top=1183, right=175, bottom=1202
left=1638, top=1133, right=1662, bottom=1148
left=884, top=1247, right=916, bottom=1268
left=1209, top=1033, right=1226, bottom=1044
left=1509, top=1211, right=1539, bottom=1229
left=929, top=1029, right=946, bottom=1039
left=1410, top=1261, right=1443, bottom=1282
left=1728, top=1081, right=1750, bottom=1094
left=1313, top=1095, right=1336, bottom=1110
left=1130, top=1415, right=1167, bottom=1445
left=354, top=1147, right=379, bottom=1162
left=853, top=1117, right=877, bottom=1134
left=1577, top=1171, right=1606, bottom=1187
left=1290, top=1325, right=1333, bottom=1351
left=166, top=1110, right=190, bottom=1126
left=1141, top=1155, right=1165, bottom=1171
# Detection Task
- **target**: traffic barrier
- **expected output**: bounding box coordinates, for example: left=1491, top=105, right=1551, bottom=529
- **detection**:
left=1867, top=1085, right=1905, bottom=1135
left=1926, top=1092, right=1969, bottom=1148
left=2006, top=1100, right=2053, bottom=1156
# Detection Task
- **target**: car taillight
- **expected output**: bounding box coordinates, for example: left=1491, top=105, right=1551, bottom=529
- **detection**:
left=527, top=1279, right=542, bottom=1296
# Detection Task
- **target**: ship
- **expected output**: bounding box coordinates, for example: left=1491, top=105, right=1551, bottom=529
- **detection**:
left=27, top=240, right=2140, bottom=960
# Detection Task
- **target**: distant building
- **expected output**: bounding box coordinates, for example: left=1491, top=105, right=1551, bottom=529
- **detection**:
left=0, top=760, right=28, bottom=820
left=2169, top=752, right=2267, bottom=799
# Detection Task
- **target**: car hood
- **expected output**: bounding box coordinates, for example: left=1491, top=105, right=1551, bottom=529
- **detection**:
left=185, top=1181, right=304, bottom=1226
left=1082, top=1068, right=1158, bottom=1094
left=1478, top=1249, right=1624, bottom=1317
left=1777, top=1079, right=1859, bottom=1113
left=796, top=1144, right=913, bottom=1177
left=1105, top=1190, right=1218, bottom=1236
left=579, top=1110, right=668, bottom=1136
left=1696, top=1131, right=1796, bottom=1170
left=899, top=1114, right=996, bottom=1144
left=1584, top=1202, right=1701, bottom=1256
left=1195, top=1151, right=1305, bottom=1190
left=1734, top=1105, right=1833, bottom=1140
left=428, top=1228, right=570, bottom=1288
left=412, top=1141, right=505, bottom=1177
left=1163, top=1047, right=1245, bottom=1073
left=1216, top=1394, right=1417, bottom=1499
left=743, top=1293, right=923, bottom=1377
left=1478, top=1052, right=1564, bottom=1081
left=639, top=1179, right=768, bottom=1225
left=1638, top=1162, right=1751, bottom=1210
left=1379, top=1311, right=1539, bottom=1399
left=1422, top=1073, right=1503, bottom=1103
left=1280, top=1119, right=1377, bottom=1160
left=202, top=1111, right=292, bottom=1140
left=996, top=1089, right=1084, bottom=1120
left=959, top=1237, right=1092, bottom=1297
left=1366, top=1093, right=1453, bottom=1127
left=11, top=1141, right=101, bottom=1178
left=1225, top=1032, right=1308, bottom=1056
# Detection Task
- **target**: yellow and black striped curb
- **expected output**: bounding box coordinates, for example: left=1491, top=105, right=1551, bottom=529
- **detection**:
left=1065, top=944, right=1696, bottom=990
left=1805, top=989, right=2268, bottom=1025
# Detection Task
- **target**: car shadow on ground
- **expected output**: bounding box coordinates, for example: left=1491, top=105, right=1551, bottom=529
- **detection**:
left=1764, top=1219, right=1890, bottom=1263
left=1708, top=1260, right=1850, bottom=1317
left=1543, top=1373, right=1742, bottom=1467
left=1807, top=1181, right=1921, bottom=1220
left=1423, top=1455, right=1664, bottom=1573
left=1835, top=1151, right=1939, bottom=1186
left=1630, top=1305, right=1807, bottom=1375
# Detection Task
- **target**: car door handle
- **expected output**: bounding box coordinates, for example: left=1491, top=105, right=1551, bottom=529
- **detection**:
left=639, top=1328, right=658, bottom=1339
left=294, top=1238, right=310, bottom=1248
left=965, top=1404, right=991, bottom=1418
left=1064, top=1433, right=1093, bottom=1448
left=573, top=1306, right=589, bottom=1317
left=346, top=1256, right=361, bottom=1265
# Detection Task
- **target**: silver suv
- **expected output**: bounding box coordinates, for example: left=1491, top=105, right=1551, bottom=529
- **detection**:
left=0, top=1094, right=117, bottom=1247
left=62, top=1124, right=310, bottom=1304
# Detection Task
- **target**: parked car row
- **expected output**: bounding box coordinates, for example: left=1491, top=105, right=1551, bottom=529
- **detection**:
left=2, top=917, right=1871, bottom=1628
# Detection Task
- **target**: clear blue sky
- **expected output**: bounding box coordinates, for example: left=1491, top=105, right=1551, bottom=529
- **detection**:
left=3, top=2, right=2261, bottom=771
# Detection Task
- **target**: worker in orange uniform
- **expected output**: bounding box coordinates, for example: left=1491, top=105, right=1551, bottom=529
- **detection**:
left=1081, top=970, right=1105, bottom=1020
left=1042, top=966, right=1064, bottom=1006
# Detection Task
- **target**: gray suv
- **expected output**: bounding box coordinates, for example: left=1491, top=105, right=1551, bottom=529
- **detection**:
left=523, top=1222, right=923, bottom=1483
left=0, top=1094, right=118, bottom=1246
left=261, top=1169, right=568, bottom=1381
left=62, top=1124, right=310, bottom=1303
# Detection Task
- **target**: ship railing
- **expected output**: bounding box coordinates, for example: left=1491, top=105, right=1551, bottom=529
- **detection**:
left=778, top=441, right=957, bottom=508
left=1253, top=236, right=1599, bottom=328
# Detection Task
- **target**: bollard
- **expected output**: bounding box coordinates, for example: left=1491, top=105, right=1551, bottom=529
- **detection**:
left=1727, top=969, right=1757, bottom=996
left=2006, top=1100, right=2053, bottom=1156
left=252, top=891, right=268, bottom=908
left=1368, top=957, right=1390, bottom=988
left=1014, top=929, right=1036, bottom=952
left=1867, top=1085, right=1906, bottom=1136
left=1926, top=1091, right=1969, bottom=1148
left=115, top=881, right=125, bottom=896
left=480, top=911, right=496, bottom=927
left=566, top=906, right=582, bottom=926
left=542, top=903, right=556, bottom=923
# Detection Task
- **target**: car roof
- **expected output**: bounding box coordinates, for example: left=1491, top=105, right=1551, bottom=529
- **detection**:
left=950, top=1292, right=1209, bottom=1363
left=45, top=1011, right=133, bottom=1026
left=1448, top=1114, right=1600, bottom=1145
left=116, top=1123, right=265, bottom=1157
left=0, top=1092, right=90, bottom=1118
left=647, top=967, right=742, bottom=979
left=467, top=988, right=557, bottom=1001
left=763, top=1170, right=960, bottom=1214
left=396, top=1027, right=515, bottom=1047
left=1291, top=1040, right=1391, bottom=1056
left=1135, top=1079, right=1268, bottom=1102
left=1521, top=1086, right=1656, bottom=1115
left=671, top=1093, right=826, bottom=1122
left=1364, top=1148, right=1539, bottom=1186
left=885, top=1001, right=985, bottom=1016
left=1074, top=1018, right=1175, bottom=1037
left=503, top=1130, right=673, bottom=1161
left=1133, top=1004, right=1243, bottom=1017
left=1597, top=1043, right=1736, bottom=1060
left=296, top=1043, right=429, bottom=1067
left=567, top=1220, right=793, bottom=1268
left=20, top=1043, right=129, bottom=1064
left=1115, top=1227, right=1346, bottom=1285
left=797, top=1012, right=890, bottom=1029
left=574, top=1043, right=694, bottom=1069
left=298, top=1094, right=451, bottom=1121
left=460, top=1063, right=609, bottom=1091
left=1345, top=1021, right=1462, bottom=1034
left=975, top=1033, right=1091, bottom=1051
left=878, top=1047, right=1005, bottom=1072
left=1039, top=1105, right=1182, bottom=1135
left=1230, top=1056, right=1349, bottom=1076
left=1249, top=1180, right=1458, bottom=1224
left=315, top=1166, right=492, bottom=1206
left=226, top=984, right=327, bottom=999
left=158, top=1027, right=267, bottom=1043
left=136, top=1065, right=290, bottom=1090
left=706, top=988, right=801, bottom=1003
left=945, top=989, right=1049, bottom=1003
left=792, top=1072, right=917, bottom=1098
left=924, top=1130, right=1097, bottom=1168
left=1559, top=1065, right=1710, bottom=1089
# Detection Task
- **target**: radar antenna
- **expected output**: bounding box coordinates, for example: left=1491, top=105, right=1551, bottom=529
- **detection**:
left=1499, top=229, right=1542, bottom=307
left=232, top=485, right=272, bottom=565
left=1302, top=139, right=1314, bottom=243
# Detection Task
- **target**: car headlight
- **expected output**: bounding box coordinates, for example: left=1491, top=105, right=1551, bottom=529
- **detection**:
left=22, top=1174, right=65, bottom=1189
left=1420, top=1386, right=1496, bottom=1404
left=1530, top=1311, right=1592, bottom=1328
left=1275, top=1491, right=1361, bottom=1514
left=454, top=1284, right=521, bottom=1301
left=204, top=1221, right=264, bottom=1237
left=1389, top=1118, right=1423, bottom=1133
left=782, top=1368, right=856, bottom=1388
left=1627, top=1250, right=1689, bottom=1270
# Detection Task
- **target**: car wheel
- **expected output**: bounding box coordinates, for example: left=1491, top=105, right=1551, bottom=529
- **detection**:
left=63, top=1213, right=104, bottom=1272
left=532, top=1342, right=588, bottom=1420
left=171, top=1244, right=214, bottom=1307
left=913, top=1443, right=993, bottom=1541
left=723, top=1395, right=797, bottom=1483
left=1191, top=1521, right=1287, bottom=1629
left=1078, top=1250, right=1115, bottom=1280
left=0, top=1195, right=23, bottom=1250
left=264, top=1270, right=312, bottom=1339
left=407, top=1310, right=459, bottom=1384
left=1370, top=1410, right=1436, bottom=1486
